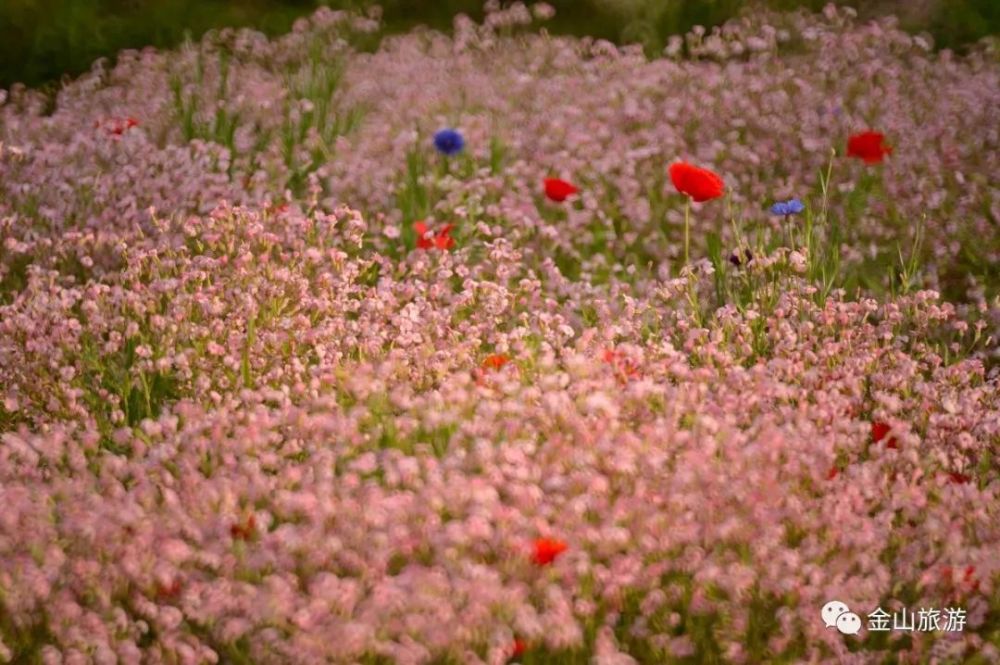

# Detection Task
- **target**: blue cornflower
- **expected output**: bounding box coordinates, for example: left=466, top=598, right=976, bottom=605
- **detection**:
left=770, top=198, right=805, bottom=216
left=433, top=128, right=465, bottom=156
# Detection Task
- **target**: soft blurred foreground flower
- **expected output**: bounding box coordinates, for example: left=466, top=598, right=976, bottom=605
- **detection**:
left=847, top=130, right=892, bottom=164
left=668, top=161, right=724, bottom=203
left=543, top=177, right=579, bottom=202
left=414, top=221, right=455, bottom=250
left=433, top=128, right=465, bottom=156
left=532, top=537, right=568, bottom=565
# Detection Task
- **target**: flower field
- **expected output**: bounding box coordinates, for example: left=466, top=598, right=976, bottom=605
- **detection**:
left=1, top=3, right=999, bottom=663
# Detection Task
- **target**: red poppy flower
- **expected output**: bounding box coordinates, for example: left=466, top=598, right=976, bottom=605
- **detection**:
left=826, top=466, right=839, bottom=480
left=114, top=117, right=139, bottom=134
left=871, top=421, right=898, bottom=449
left=941, top=566, right=979, bottom=594
left=230, top=514, right=256, bottom=541
left=947, top=472, right=972, bottom=485
left=601, top=348, right=640, bottom=382
left=669, top=161, right=724, bottom=202
left=544, top=177, right=579, bottom=202
left=155, top=579, right=183, bottom=600
left=510, top=638, right=527, bottom=659
left=414, top=221, right=455, bottom=251
left=964, top=566, right=979, bottom=592
left=414, top=221, right=433, bottom=249
left=474, top=355, right=514, bottom=386
left=96, top=116, right=140, bottom=137
left=482, top=354, right=510, bottom=371
left=847, top=131, right=892, bottom=164
left=532, top=537, right=568, bottom=565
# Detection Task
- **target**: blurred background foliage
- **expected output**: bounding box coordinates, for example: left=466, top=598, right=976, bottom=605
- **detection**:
left=1, top=0, right=997, bottom=89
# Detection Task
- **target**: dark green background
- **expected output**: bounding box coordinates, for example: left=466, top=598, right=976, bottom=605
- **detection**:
left=1, top=0, right=997, bottom=89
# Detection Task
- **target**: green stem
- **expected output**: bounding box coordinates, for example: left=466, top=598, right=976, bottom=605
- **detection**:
left=684, top=198, right=691, bottom=266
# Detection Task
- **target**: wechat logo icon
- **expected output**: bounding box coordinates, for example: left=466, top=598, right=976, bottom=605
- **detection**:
left=822, top=600, right=861, bottom=635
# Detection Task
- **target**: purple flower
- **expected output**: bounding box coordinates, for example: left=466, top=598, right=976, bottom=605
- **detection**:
left=433, top=128, right=465, bottom=156
left=770, top=198, right=805, bottom=216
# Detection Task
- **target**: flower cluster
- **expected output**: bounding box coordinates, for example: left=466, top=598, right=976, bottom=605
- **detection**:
left=0, top=3, right=998, bottom=664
